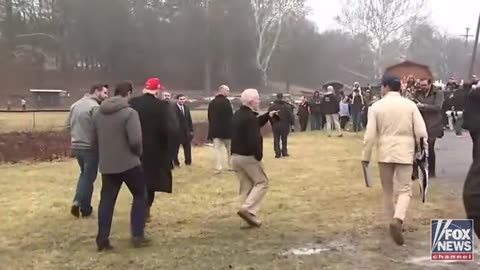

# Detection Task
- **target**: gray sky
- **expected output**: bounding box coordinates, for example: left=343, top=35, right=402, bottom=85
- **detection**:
left=307, top=0, right=480, bottom=36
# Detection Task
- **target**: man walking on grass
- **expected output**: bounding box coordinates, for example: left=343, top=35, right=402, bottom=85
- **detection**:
left=362, top=75, right=427, bottom=245
left=173, top=94, right=194, bottom=167
left=231, top=88, right=278, bottom=228
left=129, top=78, right=178, bottom=222
left=414, top=78, right=444, bottom=178
left=93, top=81, right=149, bottom=251
left=208, top=85, right=234, bottom=173
left=66, top=83, right=108, bottom=218
left=268, top=93, right=295, bottom=158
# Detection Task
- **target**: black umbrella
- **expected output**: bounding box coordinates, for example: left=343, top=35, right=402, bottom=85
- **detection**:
left=322, top=81, right=344, bottom=91
left=414, top=137, right=429, bottom=203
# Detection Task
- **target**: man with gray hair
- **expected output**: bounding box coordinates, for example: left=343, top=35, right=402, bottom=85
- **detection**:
left=230, top=88, right=278, bottom=228
left=208, top=85, right=234, bottom=173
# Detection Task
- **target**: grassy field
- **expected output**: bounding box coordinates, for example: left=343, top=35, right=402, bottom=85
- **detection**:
left=0, top=132, right=473, bottom=270
left=0, top=110, right=208, bottom=133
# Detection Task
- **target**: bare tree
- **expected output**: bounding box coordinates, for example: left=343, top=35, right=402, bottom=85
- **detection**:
left=250, top=0, right=304, bottom=88
left=336, top=0, right=426, bottom=79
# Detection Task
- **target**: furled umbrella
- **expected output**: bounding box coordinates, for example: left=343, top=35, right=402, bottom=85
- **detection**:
left=414, top=137, right=429, bottom=203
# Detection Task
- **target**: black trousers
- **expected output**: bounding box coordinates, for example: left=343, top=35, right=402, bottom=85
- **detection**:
left=428, top=138, right=436, bottom=176
left=340, top=116, right=349, bottom=130
left=97, top=166, right=146, bottom=244
left=147, top=190, right=155, bottom=207
left=463, top=132, right=480, bottom=238
left=174, top=139, right=192, bottom=165
left=299, top=115, right=309, bottom=132
left=273, top=126, right=289, bottom=157
left=472, top=132, right=479, bottom=161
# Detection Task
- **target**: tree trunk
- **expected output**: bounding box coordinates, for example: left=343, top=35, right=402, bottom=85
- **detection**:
left=204, top=55, right=211, bottom=94
left=261, top=69, right=267, bottom=90
left=5, top=0, right=15, bottom=63
left=204, top=0, right=211, bottom=94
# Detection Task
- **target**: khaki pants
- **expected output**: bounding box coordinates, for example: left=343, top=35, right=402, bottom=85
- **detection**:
left=378, top=163, right=413, bottom=222
left=213, top=138, right=231, bottom=171
left=325, top=114, right=342, bottom=136
left=231, top=155, right=269, bottom=216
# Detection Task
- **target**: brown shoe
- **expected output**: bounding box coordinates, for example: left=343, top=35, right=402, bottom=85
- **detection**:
left=132, top=236, right=151, bottom=248
left=237, top=209, right=262, bottom=227
left=389, top=218, right=404, bottom=246
left=70, top=204, right=80, bottom=218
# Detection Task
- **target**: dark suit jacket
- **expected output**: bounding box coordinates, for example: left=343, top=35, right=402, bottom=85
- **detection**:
left=463, top=88, right=480, bottom=133
left=174, top=103, right=193, bottom=143
left=129, top=94, right=178, bottom=193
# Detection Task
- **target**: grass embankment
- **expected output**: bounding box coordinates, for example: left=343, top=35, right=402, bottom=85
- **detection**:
left=0, top=111, right=208, bottom=133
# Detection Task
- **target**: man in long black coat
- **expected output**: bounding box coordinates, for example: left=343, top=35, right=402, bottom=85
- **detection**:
left=173, top=94, right=194, bottom=166
left=463, top=83, right=480, bottom=238
left=208, top=85, right=234, bottom=173
left=129, top=78, right=178, bottom=222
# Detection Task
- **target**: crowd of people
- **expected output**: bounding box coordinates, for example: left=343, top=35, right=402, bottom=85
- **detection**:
left=65, top=73, right=480, bottom=250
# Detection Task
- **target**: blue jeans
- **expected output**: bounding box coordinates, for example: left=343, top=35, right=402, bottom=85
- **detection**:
left=72, top=149, right=99, bottom=216
left=352, top=111, right=362, bottom=132
left=97, top=166, right=146, bottom=243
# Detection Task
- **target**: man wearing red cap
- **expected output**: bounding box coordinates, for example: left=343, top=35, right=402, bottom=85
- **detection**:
left=129, top=78, right=178, bottom=222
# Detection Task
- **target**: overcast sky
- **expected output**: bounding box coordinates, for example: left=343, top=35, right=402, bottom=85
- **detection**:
left=306, top=0, right=480, bottom=37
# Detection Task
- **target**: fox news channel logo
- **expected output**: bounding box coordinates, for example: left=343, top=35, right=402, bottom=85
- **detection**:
left=431, top=219, right=474, bottom=261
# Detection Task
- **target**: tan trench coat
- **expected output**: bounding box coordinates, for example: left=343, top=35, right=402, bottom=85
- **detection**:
left=362, top=92, right=428, bottom=164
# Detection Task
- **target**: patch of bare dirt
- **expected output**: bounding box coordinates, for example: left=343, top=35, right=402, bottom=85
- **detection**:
left=0, top=122, right=272, bottom=163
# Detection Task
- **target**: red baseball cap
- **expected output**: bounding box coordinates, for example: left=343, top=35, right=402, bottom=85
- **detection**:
left=144, top=77, right=166, bottom=91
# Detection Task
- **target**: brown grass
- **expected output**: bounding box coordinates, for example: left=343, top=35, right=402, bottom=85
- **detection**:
left=0, top=132, right=468, bottom=270
left=0, top=110, right=208, bottom=133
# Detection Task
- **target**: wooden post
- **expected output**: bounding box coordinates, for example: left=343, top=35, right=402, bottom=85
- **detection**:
left=32, top=111, right=36, bottom=130
left=468, top=13, right=480, bottom=78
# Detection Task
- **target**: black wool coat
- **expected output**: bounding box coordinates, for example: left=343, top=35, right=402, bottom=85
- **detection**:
left=208, top=95, right=234, bottom=139
left=129, top=94, right=178, bottom=193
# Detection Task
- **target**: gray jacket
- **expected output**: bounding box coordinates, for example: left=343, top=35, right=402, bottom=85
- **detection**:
left=93, top=96, right=142, bottom=174
left=415, top=88, right=445, bottom=138
left=66, top=96, right=100, bottom=149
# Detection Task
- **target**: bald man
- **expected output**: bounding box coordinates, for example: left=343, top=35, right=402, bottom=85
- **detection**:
left=208, top=85, right=234, bottom=173
left=231, top=89, right=278, bottom=228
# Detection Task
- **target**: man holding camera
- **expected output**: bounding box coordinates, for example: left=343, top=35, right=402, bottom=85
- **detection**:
left=414, top=78, right=444, bottom=178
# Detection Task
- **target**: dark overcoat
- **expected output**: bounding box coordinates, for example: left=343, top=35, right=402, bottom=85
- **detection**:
left=129, top=94, right=178, bottom=193
left=207, top=95, right=234, bottom=139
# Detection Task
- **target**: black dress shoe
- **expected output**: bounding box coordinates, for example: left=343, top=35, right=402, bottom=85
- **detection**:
left=282, top=153, right=290, bottom=157
left=96, top=239, right=114, bottom=252
left=132, top=236, right=151, bottom=248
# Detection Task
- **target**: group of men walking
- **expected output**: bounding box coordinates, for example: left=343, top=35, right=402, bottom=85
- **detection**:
left=67, top=78, right=192, bottom=250
left=66, top=80, right=282, bottom=249
left=65, top=74, right=480, bottom=250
